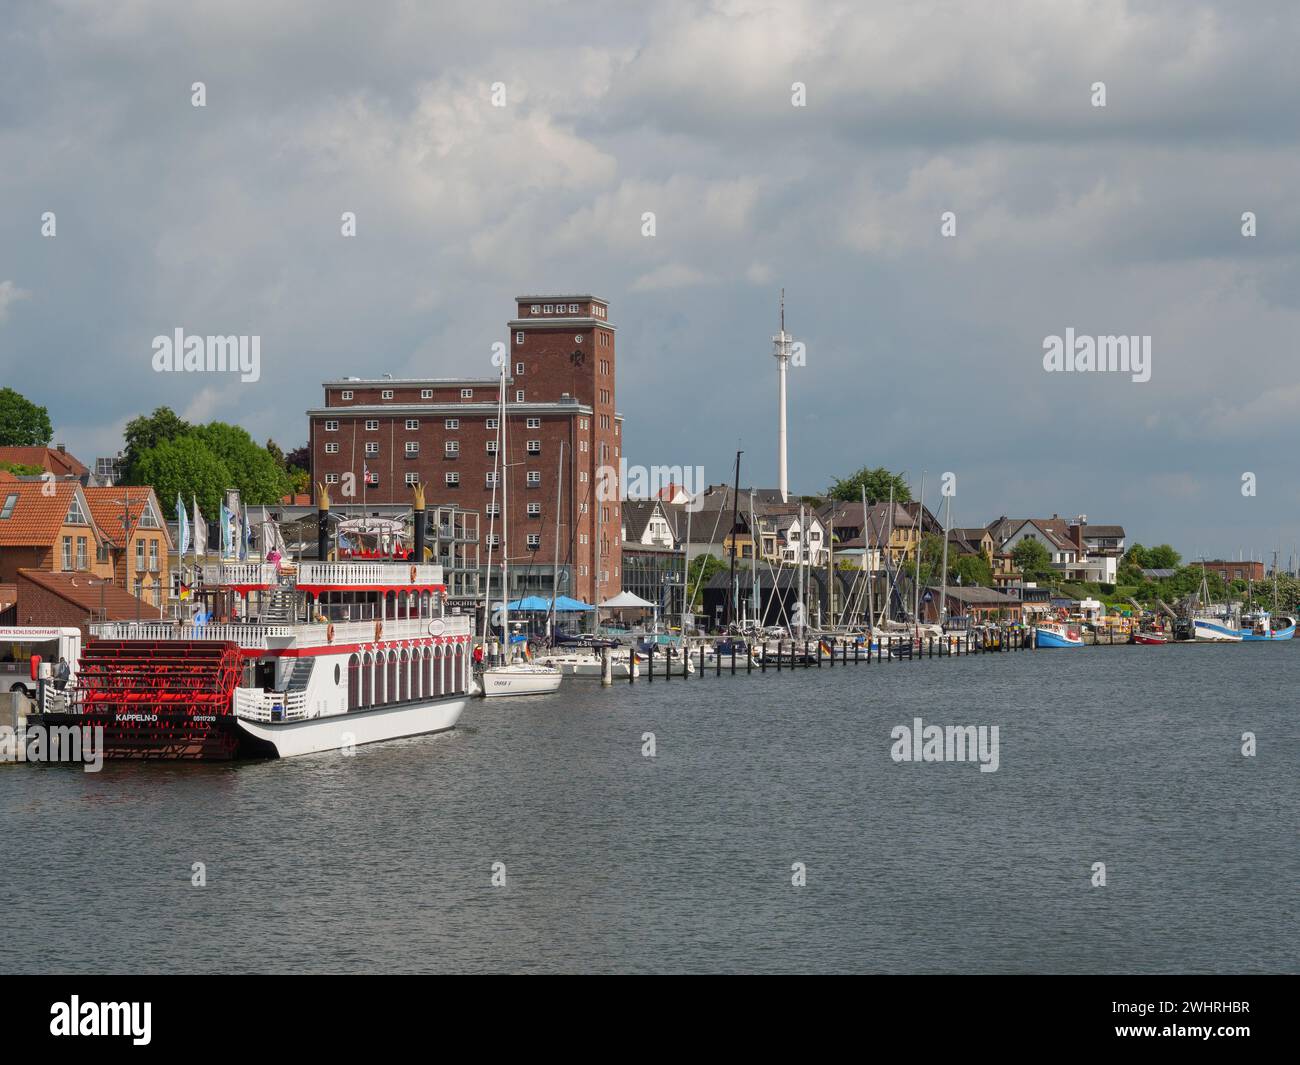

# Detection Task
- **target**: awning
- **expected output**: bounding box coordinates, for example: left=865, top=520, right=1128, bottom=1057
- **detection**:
left=506, top=595, right=595, bottom=612
left=599, top=591, right=656, bottom=608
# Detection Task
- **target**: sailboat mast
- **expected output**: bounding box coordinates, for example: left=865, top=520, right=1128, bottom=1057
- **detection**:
left=500, top=361, right=510, bottom=658
left=726, top=450, right=742, bottom=628
left=940, top=490, right=950, bottom=629
left=914, top=471, right=926, bottom=634
left=548, top=440, right=564, bottom=641
left=862, top=484, right=874, bottom=630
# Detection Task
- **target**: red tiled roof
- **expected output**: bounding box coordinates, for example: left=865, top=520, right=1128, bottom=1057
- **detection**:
left=15, top=569, right=153, bottom=621
left=0, top=481, right=99, bottom=547
left=0, top=446, right=89, bottom=479
left=81, top=485, right=166, bottom=548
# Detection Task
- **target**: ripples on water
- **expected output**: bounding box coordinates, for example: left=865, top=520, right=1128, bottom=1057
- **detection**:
left=1, top=645, right=1295, bottom=973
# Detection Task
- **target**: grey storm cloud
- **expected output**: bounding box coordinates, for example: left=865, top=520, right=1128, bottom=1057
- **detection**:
left=2, top=0, right=1300, bottom=561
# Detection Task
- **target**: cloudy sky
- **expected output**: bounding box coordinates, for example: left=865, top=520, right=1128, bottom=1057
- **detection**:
left=3, top=0, right=1299, bottom=561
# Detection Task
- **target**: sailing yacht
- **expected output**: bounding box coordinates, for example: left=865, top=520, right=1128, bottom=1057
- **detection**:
left=479, top=359, right=562, bottom=698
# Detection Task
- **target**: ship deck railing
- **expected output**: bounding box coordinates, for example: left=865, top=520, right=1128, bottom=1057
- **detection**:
left=90, top=615, right=472, bottom=649
left=233, top=687, right=309, bottom=723
left=198, top=561, right=445, bottom=588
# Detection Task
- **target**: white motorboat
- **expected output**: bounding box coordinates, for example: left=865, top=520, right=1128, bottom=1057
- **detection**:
left=539, top=651, right=640, bottom=679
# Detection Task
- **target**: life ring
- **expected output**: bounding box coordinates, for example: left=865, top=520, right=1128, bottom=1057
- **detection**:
left=327, top=623, right=336, bottom=644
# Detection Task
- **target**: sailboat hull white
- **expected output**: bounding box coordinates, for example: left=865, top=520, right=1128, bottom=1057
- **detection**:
left=236, top=695, right=469, bottom=758
left=480, top=666, right=563, bottom=697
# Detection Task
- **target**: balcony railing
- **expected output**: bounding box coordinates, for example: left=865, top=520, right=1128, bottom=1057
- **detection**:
left=233, top=687, right=309, bottom=723
left=91, top=621, right=294, bottom=649
left=295, top=562, right=443, bottom=586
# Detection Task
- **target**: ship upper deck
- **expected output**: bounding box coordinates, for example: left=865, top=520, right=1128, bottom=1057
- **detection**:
left=201, top=560, right=445, bottom=593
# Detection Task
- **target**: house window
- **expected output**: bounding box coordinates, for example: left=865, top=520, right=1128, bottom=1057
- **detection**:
left=579, top=440, right=588, bottom=452
left=526, top=417, right=540, bottom=428
left=527, top=502, right=541, bottom=516
left=516, top=362, right=525, bottom=375
left=568, top=303, right=578, bottom=313
left=486, top=440, right=498, bottom=453
left=76, top=536, right=88, bottom=570
left=579, top=471, right=587, bottom=483
left=516, top=332, right=524, bottom=344
left=325, top=442, right=340, bottom=454
left=445, top=418, right=459, bottom=430
left=445, top=472, right=459, bottom=486
left=516, top=390, right=525, bottom=402
left=96, top=541, right=109, bottom=563
left=487, top=534, right=500, bottom=547
left=421, top=389, right=433, bottom=399
left=579, top=502, right=588, bottom=514
left=486, top=418, right=498, bottom=430
left=485, top=472, right=498, bottom=487
left=460, top=389, right=473, bottom=399
left=365, top=442, right=379, bottom=455
left=405, top=419, right=419, bottom=430
left=60, top=537, right=72, bottom=570
left=445, top=441, right=459, bottom=455
left=382, top=389, right=394, bottom=399
left=65, top=497, right=87, bottom=524
left=0, top=493, right=16, bottom=519
left=526, top=471, right=540, bottom=486
left=341, top=390, right=353, bottom=400
left=325, top=473, right=340, bottom=484
left=135, top=540, right=145, bottom=574
left=527, top=534, right=541, bottom=549
left=531, top=304, right=540, bottom=314
left=405, top=442, right=419, bottom=456
left=149, top=540, right=159, bottom=571
left=544, top=304, right=553, bottom=313
left=405, top=472, right=420, bottom=486
left=527, top=440, right=540, bottom=454
left=325, top=420, right=339, bottom=431
left=486, top=503, right=500, bottom=516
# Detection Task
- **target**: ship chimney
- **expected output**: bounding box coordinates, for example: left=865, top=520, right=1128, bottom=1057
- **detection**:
left=412, top=481, right=426, bottom=563
left=316, top=482, right=330, bottom=561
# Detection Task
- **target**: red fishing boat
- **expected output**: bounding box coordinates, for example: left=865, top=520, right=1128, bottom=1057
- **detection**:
left=1132, top=630, right=1168, bottom=645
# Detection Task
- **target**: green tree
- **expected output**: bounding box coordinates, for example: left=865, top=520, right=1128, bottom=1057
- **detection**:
left=0, top=388, right=52, bottom=446
left=685, top=553, right=726, bottom=611
left=950, top=552, right=993, bottom=588
left=131, top=435, right=232, bottom=515
left=193, top=422, right=291, bottom=504
left=828, top=466, right=912, bottom=504
left=122, top=407, right=191, bottom=478
left=265, top=438, right=286, bottom=468
left=0, top=460, right=45, bottom=476
left=1145, top=544, right=1181, bottom=569
left=1012, top=537, right=1055, bottom=581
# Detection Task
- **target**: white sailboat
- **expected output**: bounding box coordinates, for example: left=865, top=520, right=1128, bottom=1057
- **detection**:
left=480, top=357, right=562, bottom=698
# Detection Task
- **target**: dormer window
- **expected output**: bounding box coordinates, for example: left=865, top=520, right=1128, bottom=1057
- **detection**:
left=65, top=497, right=87, bottom=525
left=138, top=501, right=160, bottom=528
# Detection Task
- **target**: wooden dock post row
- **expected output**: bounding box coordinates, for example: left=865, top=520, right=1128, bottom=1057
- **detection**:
left=631, top=627, right=1041, bottom=682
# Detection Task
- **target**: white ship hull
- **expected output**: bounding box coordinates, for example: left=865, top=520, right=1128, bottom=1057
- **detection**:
left=236, top=694, right=471, bottom=758
left=480, top=664, right=563, bottom=698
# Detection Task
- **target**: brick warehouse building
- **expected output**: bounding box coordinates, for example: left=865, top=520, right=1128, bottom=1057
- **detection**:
left=308, top=295, right=623, bottom=608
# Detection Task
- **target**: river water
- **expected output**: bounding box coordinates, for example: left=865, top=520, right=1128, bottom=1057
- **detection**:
left=2, top=643, right=1295, bottom=973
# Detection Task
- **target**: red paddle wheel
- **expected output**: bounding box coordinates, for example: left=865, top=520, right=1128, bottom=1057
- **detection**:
left=58, top=640, right=245, bottom=760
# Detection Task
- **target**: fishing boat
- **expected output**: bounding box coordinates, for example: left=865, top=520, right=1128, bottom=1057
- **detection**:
left=1033, top=620, right=1083, bottom=648
left=1197, top=610, right=1296, bottom=642
left=1132, top=629, right=1169, bottom=645
left=33, top=488, right=475, bottom=759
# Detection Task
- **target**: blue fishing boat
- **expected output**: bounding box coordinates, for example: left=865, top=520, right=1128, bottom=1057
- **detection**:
left=1033, top=621, right=1083, bottom=648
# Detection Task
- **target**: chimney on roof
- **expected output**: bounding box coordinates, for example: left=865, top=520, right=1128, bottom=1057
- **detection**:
left=57, top=443, right=66, bottom=452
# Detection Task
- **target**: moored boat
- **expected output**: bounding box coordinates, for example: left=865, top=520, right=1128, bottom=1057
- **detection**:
left=1033, top=621, right=1083, bottom=648
left=1132, top=630, right=1168, bottom=645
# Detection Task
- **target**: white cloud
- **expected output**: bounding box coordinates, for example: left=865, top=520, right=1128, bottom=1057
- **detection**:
left=0, top=281, right=29, bottom=322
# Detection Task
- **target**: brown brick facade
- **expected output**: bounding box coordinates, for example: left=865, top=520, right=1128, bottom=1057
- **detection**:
left=308, top=295, right=622, bottom=605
